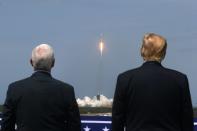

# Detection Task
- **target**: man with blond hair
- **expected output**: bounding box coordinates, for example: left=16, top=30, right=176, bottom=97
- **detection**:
left=1, top=44, right=81, bottom=131
left=112, top=33, right=193, bottom=131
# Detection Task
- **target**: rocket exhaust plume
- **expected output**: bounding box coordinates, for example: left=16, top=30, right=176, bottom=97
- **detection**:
left=97, top=36, right=105, bottom=100
left=99, top=39, right=104, bottom=56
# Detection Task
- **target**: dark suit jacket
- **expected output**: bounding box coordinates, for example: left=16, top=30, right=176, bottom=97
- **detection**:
left=2, top=71, right=81, bottom=131
left=112, top=61, right=193, bottom=131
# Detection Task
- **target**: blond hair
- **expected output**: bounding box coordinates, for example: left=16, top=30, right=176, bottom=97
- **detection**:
left=141, top=33, right=167, bottom=62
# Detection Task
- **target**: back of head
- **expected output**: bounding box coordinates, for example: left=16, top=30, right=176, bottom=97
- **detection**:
left=141, top=33, right=167, bottom=62
left=31, top=44, right=55, bottom=71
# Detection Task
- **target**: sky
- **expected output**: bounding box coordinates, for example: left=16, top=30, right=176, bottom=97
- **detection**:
left=0, top=0, right=197, bottom=106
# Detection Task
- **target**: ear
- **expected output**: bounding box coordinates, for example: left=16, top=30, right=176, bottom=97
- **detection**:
left=30, top=59, right=33, bottom=67
left=51, top=59, right=55, bottom=68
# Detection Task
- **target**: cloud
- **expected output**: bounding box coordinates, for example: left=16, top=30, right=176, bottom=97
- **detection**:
left=77, top=94, right=113, bottom=107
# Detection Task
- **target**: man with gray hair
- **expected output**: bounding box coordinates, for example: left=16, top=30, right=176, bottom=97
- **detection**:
left=1, top=44, right=81, bottom=131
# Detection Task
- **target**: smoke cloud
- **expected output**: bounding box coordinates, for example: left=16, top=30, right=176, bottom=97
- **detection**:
left=77, top=94, right=113, bottom=107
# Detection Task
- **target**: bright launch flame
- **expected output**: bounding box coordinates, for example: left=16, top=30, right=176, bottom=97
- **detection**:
left=99, top=40, right=104, bottom=56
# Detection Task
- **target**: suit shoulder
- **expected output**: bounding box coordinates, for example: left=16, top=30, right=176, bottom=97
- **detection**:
left=52, top=78, right=74, bottom=89
left=163, top=67, right=188, bottom=86
left=9, top=77, right=31, bottom=87
left=164, top=67, right=187, bottom=77
left=7, top=77, right=32, bottom=93
left=117, top=67, right=141, bottom=83
left=52, top=79, right=75, bottom=100
left=119, top=67, right=141, bottom=78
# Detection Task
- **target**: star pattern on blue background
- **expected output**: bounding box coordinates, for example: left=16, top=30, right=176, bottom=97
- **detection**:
left=102, top=126, right=110, bottom=131
left=84, top=126, right=91, bottom=131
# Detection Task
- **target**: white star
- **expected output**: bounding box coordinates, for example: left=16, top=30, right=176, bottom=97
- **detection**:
left=103, top=126, right=109, bottom=131
left=84, top=126, right=91, bottom=131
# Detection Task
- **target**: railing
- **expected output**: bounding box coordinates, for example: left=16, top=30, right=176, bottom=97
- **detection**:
left=0, top=114, right=197, bottom=131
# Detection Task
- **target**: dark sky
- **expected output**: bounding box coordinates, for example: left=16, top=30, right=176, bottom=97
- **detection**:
left=0, top=0, right=197, bottom=106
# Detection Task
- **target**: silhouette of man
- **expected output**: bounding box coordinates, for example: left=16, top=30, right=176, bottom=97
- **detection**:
left=2, top=44, right=81, bottom=131
left=112, top=33, right=193, bottom=131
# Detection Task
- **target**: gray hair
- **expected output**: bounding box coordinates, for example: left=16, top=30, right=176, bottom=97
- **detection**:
left=31, top=44, right=55, bottom=71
